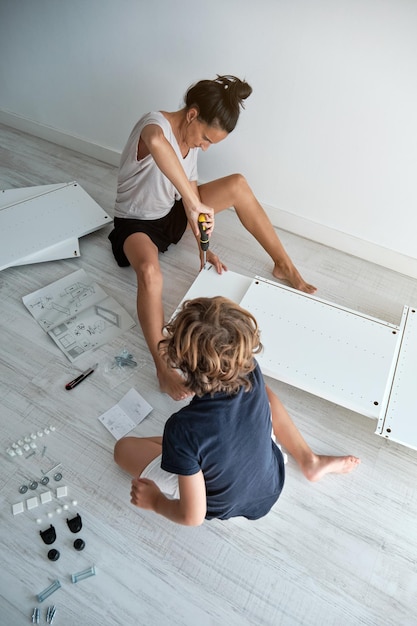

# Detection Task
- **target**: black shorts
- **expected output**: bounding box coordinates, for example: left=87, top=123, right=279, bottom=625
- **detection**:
left=108, top=199, right=188, bottom=267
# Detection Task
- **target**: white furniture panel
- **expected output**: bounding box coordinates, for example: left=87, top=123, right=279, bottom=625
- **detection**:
left=180, top=267, right=417, bottom=450
left=173, top=265, right=252, bottom=318
left=0, top=181, right=112, bottom=270
left=376, top=306, right=417, bottom=449
left=240, top=277, right=401, bottom=419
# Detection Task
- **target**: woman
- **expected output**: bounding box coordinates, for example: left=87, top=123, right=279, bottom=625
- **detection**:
left=109, top=75, right=316, bottom=400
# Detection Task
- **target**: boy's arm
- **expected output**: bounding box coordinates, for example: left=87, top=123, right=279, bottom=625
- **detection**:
left=130, top=471, right=207, bottom=526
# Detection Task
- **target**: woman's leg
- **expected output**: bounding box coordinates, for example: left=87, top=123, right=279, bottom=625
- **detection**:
left=199, top=174, right=316, bottom=294
left=123, top=232, right=191, bottom=401
left=266, top=385, right=360, bottom=481
left=114, top=436, right=162, bottom=477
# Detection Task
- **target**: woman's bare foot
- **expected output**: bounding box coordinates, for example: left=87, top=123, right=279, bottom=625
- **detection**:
left=302, top=454, right=361, bottom=482
left=272, top=261, right=316, bottom=294
left=157, top=364, right=193, bottom=401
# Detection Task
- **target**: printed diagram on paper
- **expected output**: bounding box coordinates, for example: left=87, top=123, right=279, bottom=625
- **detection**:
left=98, top=388, right=153, bottom=440
left=22, top=269, right=136, bottom=361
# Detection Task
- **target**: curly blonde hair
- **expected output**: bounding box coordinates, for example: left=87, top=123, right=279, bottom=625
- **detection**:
left=159, top=296, right=262, bottom=396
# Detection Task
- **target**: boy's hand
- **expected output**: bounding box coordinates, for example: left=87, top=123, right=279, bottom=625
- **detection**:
left=130, top=472, right=206, bottom=526
left=130, top=477, right=161, bottom=511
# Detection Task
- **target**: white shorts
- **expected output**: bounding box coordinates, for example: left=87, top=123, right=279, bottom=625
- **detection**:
left=140, top=455, right=180, bottom=499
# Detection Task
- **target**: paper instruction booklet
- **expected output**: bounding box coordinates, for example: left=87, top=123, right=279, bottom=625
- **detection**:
left=98, top=387, right=153, bottom=440
left=22, top=268, right=136, bottom=362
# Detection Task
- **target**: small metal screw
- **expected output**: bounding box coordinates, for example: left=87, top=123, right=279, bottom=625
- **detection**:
left=54, top=472, right=63, bottom=481
left=29, top=480, right=38, bottom=490
left=19, top=485, right=28, bottom=494
left=46, top=605, right=57, bottom=624
left=40, top=476, right=50, bottom=485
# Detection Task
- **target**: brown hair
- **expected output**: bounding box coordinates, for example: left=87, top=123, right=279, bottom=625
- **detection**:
left=184, top=75, right=252, bottom=133
left=159, top=296, right=262, bottom=396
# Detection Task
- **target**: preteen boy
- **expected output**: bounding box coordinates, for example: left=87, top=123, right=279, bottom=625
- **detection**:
left=114, top=297, right=360, bottom=526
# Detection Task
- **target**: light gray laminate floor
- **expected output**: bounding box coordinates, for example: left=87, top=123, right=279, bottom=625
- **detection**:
left=1, top=123, right=417, bottom=625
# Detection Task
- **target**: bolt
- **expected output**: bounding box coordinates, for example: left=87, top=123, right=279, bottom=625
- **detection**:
left=46, top=605, right=57, bottom=624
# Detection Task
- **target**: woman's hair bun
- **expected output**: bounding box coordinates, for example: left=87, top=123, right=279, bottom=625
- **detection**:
left=185, top=74, right=253, bottom=132
left=215, top=75, right=253, bottom=104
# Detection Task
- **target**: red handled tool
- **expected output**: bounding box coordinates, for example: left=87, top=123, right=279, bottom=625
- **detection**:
left=65, top=363, right=98, bottom=390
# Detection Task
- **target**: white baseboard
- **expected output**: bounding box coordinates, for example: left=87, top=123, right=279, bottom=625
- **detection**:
left=2, top=108, right=416, bottom=280
left=264, top=203, right=417, bottom=280
left=0, top=109, right=121, bottom=167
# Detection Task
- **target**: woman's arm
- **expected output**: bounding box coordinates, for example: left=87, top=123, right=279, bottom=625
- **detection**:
left=140, top=124, right=214, bottom=238
left=130, top=470, right=207, bottom=526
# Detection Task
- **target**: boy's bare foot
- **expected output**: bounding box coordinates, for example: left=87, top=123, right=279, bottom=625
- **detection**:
left=272, top=261, right=316, bottom=294
left=157, top=365, right=193, bottom=401
left=302, top=454, right=361, bottom=482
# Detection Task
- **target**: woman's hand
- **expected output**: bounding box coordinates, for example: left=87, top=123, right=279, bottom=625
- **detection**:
left=184, top=202, right=215, bottom=239
left=200, top=249, right=228, bottom=274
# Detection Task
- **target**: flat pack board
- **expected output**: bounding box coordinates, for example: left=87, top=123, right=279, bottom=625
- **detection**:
left=376, top=306, right=417, bottom=449
left=179, top=267, right=402, bottom=420
left=239, top=277, right=402, bottom=419
left=0, top=181, right=112, bottom=270
left=179, top=267, right=417, bottom=450
left=172, top=264, right=252, bottom=319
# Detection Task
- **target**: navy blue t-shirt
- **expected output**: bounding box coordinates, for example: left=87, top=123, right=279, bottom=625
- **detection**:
left=161, top=361, right=285, bottom=520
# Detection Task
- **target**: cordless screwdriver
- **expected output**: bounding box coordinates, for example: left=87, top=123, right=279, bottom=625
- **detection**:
left=198, top=214, right=209, bottom=267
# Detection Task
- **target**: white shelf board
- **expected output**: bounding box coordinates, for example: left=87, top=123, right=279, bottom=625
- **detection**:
left=0, top=181, right=112, bottom=270
left=376, top=306, right=417, bottom=449
left=240, top=277, right=401, bottom=419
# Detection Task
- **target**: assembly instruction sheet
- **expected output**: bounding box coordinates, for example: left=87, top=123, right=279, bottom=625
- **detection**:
left=22, top=268, right=135, bottom=362
left=98, top=388, right=153, bottom=439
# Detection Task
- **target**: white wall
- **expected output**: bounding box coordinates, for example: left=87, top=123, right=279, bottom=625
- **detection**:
left=1, top=0, right=417, bottom=277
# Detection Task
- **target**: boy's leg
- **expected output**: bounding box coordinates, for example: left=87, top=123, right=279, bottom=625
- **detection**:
left=198, top=175, right=316, bottom=294
left=123, top=233, right=191, bottom=401
left=114, top=436, right=163, bottom=477
left=265, top=385, right=360, bottom=481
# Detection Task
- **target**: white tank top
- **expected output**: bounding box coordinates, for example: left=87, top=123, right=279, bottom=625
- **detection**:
left=114, top=111, right=198, bottom=220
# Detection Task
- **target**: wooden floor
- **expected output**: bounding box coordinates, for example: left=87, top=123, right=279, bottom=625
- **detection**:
left=2, top=123, right=417, bottom=626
